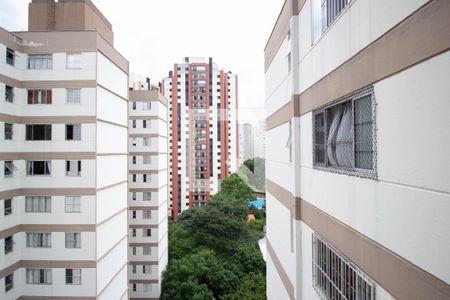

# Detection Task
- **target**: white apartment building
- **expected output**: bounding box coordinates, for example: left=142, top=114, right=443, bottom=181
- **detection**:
left=128, top=75, right=168, bottom=299
left=253, top=121, right=266, bottom=159
left=162, top=57, right=239, bottom=217
left=239, top=123, right=254, bottom=165
left=265, top=0, right=450, bottom=299
left=0, top=0, right=129, bottom=299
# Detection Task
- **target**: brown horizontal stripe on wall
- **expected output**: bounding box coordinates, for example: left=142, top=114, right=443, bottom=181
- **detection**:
left=97, top=153, right=128, bottom=156
left=129, top=243, right=159, bottom=247
left=0, top=113, right=96, bottom=124
left=266, top=0, right=450, bottom=129
left=129, top=152, right=167, bottom=156
left=266, top=96, right=299, bottom=130
left=129, top=279, right=159, bottom=284
left=0, top=74, right=97, bottom=89
left=0, top=224, right=96, bottom=239
left=0, top=152, right=96, bottom=160
left=129, top=206, right=160, bottom=211
left=266, top=238, right=295, bottom=300
left=128, top=261, right=159, bottom=266
left=97, top=34, right=129, bottom=74
left=128, top=115, right=164, bottom=121
left=128, top=188, right=161, bottom=193
left=128, top=224, right=159, bottom=229
left=129, top=90, right=168, bottom=106
left=129, top=133, right=165, bottom=138
left=129, top=169, right=165, bottom=174
left=0, top=188, right=96, bottom=200
left=0, top=260, right=96, bottom=278
left=266, top=179, right=450, bottom=299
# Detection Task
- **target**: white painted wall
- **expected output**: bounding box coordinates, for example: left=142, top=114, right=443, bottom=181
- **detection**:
left=97, top=52, right=128, bottom=99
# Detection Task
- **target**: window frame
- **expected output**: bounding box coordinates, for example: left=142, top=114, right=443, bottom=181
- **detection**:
left=66, top=53, right=82, bottom=70
left=25, top=196, right=51, bottom=213
left=26, top=160, right=51, bottom=176
left=6, top=48, right=15, bottom=66
left=65, top=232, right=81, bottom=249
left=5, top=273, right=13, bottom=292
left=26, top=232, right=52, bottom=248
left=66, top=88, right=81, bottom=104
left=65, top=268, right=81, bottom=285
left=5, top=85, right=14, bottom=103
left=4, top=236, right=13, bottom=254
left=26, top=124, right=52, bottom=141
left=65, top=196, right=81, bottom=213
left=4, top=123, right=13, bottom=140
left=26, top=268, right=52, bottom=285
left=4, top=198, right=12, bottom=216
left=4, top=161, right=14, bottom=178
left=65, top=124, right=81, bottom=141
left=312, top=87, right=376, bottom=178
left=27, top=89, right=52, bottom=104
left=28, top=54, right=53, bottom=70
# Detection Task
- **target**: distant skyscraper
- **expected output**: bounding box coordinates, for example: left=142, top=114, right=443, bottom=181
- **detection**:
left=162, top=57, right=239, bottom=217
left=1, top=0, right=129, bottom=298
left=253, top=121, right=266, bottom=159
left=128, top=75, right=168, bottom=298
left=239, top=123, right=254, bottom=165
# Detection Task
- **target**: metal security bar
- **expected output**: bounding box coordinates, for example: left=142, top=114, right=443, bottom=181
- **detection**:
left=322, top=0, right=351, bottom=29
left=312, top=234, right=375, bottom=300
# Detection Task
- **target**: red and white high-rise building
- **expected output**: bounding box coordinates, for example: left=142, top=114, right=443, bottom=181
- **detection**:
left=162, top=57, right=239, bottom=218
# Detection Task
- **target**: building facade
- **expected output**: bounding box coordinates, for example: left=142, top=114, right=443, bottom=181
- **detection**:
left=128, top=75, right=168, bottom=299
left=265, top=0, right=450, bottom=299
left=253, top=121, right=266, bottom=159
left=162, top=57, right=239, bottom=217
left=239, top=123, right=254, bottom=166
left=0, top=1, right=129, bottom=299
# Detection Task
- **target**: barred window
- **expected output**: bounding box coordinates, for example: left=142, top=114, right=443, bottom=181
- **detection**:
left=313, top=88, right=375, bottom=177
left=26, top=233, right=51, bottom=248
left=25, top=196, right=51, bottom=213
left=28, top=54, right=52, bottom=70
left=66, top=88, right=81, bottom=104
left=65, top=196, right=81, bottom=213
left=312, top=0, right=351, bottom=43
left=312, top=234, right=375, bottom=300
left=26, top=269, right=52, bottom=284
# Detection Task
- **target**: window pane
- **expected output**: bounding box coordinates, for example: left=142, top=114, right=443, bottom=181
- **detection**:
left=354, top=95, right=373, bottom=170
left=66, top=88, right=81, bottom=104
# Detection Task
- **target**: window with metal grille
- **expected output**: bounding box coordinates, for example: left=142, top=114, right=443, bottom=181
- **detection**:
left=313, top=87, right=376, bottom=177
left=26, top=125, right=52, bottom=140
left=4, top=198, right=12, bottom=216
left=28, top=54, right=53, bottom=70
left=65, top=196, right=80, bottom=213
left=66, top=88, right=81, bottom=104
left=65, top=269, right=81, bottom=285
left=66, top=124, right=81, bottom=140
left=312, top=234, right=375, bottom=300
left=65, top=232, right=81, bottom=248
left=312, top=0, right=351, bottom=43
left=4, top=236, right=13, bottom=254
left=26, top=269, right=52, bottom=284
left=28, top=90, right=52, bottom=104
left=26, top=196, right=51, bottom=213
left=26, top=233, right=52, bottom=248
left=4, top=123, right=13, bottom=140
left=5, top=273, right=13, bottom=292
left=5, top=85, right=14, bottom=103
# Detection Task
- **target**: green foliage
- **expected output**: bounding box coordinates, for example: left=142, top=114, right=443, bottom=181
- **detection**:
left=244, top=158, right=255, bottom=172
left=222, top=273, right=267, bottom=300
left=161, top=173, right=267, bottom=299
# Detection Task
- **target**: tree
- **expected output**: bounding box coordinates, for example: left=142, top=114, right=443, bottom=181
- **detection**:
left=230, top=245, right=266, bottom=275
left=220, top=173, right=256, bottom=201
left=168, top=220, right=197, bottom=260
left=222, top=272, right=267, bottom=300
left=209, top=192, right=249, bottom=220
left=244, top=158, right=255, bottom=172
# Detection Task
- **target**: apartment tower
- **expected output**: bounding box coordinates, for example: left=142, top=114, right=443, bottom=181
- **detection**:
left=238, top=123, right=254, bottom=166
left=265, top=0, right=450, bottom=299
left=1, top=0, right=129, bottom=298
left=162, top=57, right=239, bottom=217
left=128, top=74, right=168, bottom=299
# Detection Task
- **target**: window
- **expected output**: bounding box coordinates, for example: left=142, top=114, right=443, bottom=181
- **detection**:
left=132, top=156, right=136, bottom=164
left=143, top=174, right=149, bottom=182
left=143, top=192, right=151, bottom=201
left=312, top=0, right=350, bottom=43
left=65, top=196, right=81, bottom=213
left=4, top=161, right=14, bottom=177
left=6, top=48, right=15, bottom=66
left=132, top=120, right=136, bottom=128
left=143, top=229, right=151, bottom=237
left=65, top=232, right=81, bottom=248
left=5, top=85, right=14, bottom=103
left=5, top=273, right=13, bottom=292
left=66, top=124, right=81, bottom=141
left=132, top=174, right=136, bottom=182
left=27, top=161, right=51, bottom=175
left=143, top=265, right=150, bottom=274
left=143, top=138, right=151, bottom=147
left=28, top=54, right=52, bottom=70
left=66, top=88, right=81, bottom=104
left=132, top=284, right=137, bottom=292
left=132, top=192, right=136, bottom=201
left=132, top=247, right=136, bottom=255
left=132, top=265, right=137, bottom=274
left=26, top=269, right=52, bottom=284
left=143, top=120, right=147, bottom=128
left=66, top=160, right=81, bottom=176
left=143, top=156, right=152, bottom=164
left=4, top=198, right=12, bottom=216
left=26, top=196, right=51, bottom=213
left=143, top=210, right=151, bottom=219
left=132, top=229, right=136, bottom=237
left=65, top=269, right=81, bottom=285
left=143, top=246, right=152, bottom=256
left=312, top=234, right=375, bottom=300
left=26, top=124, right=52, bottom=140
left=28, top=90, right=52, bottom=104
left=66, top=53, right=82, bottom=69
left=132, top=211, right=136, bottom=219
left=26, top=233, right=52, bottom=248
left=313, top=88, right=375, bottom=176
left=143, top=102, right=151, bottom=110
left=4, top=236, right=13, bottom=254
left=132, top=138, right=137, bottom=146
left=4, top=123, right=13, bottom=140
left=132, top=102, right=136, bottom=110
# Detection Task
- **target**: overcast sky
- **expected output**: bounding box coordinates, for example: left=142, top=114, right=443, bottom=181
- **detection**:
left=0, top=0, right=284, bottom=124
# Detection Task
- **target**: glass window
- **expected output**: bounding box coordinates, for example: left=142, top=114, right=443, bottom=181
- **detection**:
left=5, top=85, right=14, bottom=103
left=26, top=125, right=52, bottom=140
left=66, top=53, right=82, bottom=69
left=143, top=102, right=152, bottom=110
left=66, top=88, right=81, bottom=104
left=25, top=196, right=51, bottom=213
left=4, top=161, right=14, bottom=177
left=65, top=124, right=81, bottom=140
left=5, top=273, right=13, bottom=292
left=26, top=269, right=52, bottom=284
left=4, top=236, right=13, bottom=254
left=65, top=196, right=81, bottom=213
left=26, top=233, right=52, bottom=248
left=28, top=90, right=52, bottom=104
left=143, top=155, right=152, bottom=164
left=142, top=246, right=152, bottom=256
left=26, top=161, right=51, bottom=176
left=4, top=199, right=12, bottom=216
left=6, top=48, right=15, bottom=66
left=4, top=123, right=13, bottom=140
left=65, top=269, right=81, bottom=285
left=28, top=54, right=53, bottom=70
left=66, top=160, right=81, bottom=176
left=65, top=232, right=81, bottom=248
left=143, top=192, right=151, bottom=201
left=142, top=210, right=151, bottom=219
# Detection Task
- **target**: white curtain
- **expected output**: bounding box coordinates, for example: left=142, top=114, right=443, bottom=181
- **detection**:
left=326, top=106, right=343, bottom=166
left=336, top=103, right=354, bottom=167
